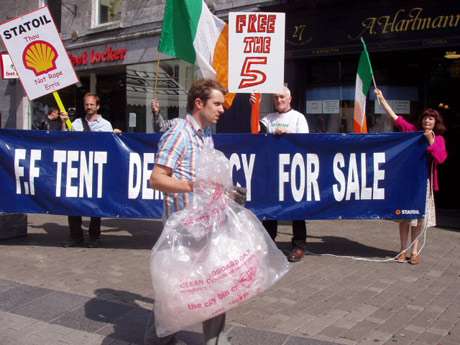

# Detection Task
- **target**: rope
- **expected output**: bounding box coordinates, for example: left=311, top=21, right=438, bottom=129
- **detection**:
left=318, top=222, right=429, bottom=263
left=319, top=163, right=434, bottom=263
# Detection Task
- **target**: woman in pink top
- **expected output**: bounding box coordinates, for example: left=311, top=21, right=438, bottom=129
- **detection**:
left=375, top=89, right=448, bottom=265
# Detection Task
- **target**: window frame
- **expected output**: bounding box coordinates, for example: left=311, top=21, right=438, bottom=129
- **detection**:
left=91, top=0, right=121, bottom=28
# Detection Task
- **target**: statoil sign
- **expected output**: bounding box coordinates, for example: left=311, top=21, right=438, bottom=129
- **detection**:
left=0, top=6, right=78, bottom=99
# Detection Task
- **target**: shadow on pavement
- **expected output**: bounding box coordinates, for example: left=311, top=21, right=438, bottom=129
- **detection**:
left=84, top=288, right=201, bottom=345
left=4, top=218, right=164, bottom=250
left=276, top=234, right=397, bottom=259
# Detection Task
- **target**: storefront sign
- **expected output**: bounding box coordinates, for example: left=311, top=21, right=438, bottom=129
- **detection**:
left=0, top=130, right=427, bottom=221
left=375, top=100, right=410, bottom=114
left=128, top=112, right=136, bottom=127
left=68, top=46, right=128, bottom=66
left=350, top=7, right=460, bottom=38
left=0, top=6, right=79, bottom=99
left=322, top=100, right=340, bottom=114
left=0, top=53, right=18, bottom=79
left=306, top=101, right=322, bottom=114
left=268, top=2, right=460, bottom=57
left=228, top=12, right=285, bottom=93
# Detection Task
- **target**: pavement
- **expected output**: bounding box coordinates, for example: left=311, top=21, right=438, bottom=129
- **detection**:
left=0, top=214, right=459, bottom=345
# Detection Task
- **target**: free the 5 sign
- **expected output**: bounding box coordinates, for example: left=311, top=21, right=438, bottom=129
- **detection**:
left=228, top=12, right=285, bottom=94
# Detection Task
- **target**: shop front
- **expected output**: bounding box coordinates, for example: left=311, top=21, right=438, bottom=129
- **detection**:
left=263, top=0, right=460, bottom=222
left=30, top=35, right=196, bottom=133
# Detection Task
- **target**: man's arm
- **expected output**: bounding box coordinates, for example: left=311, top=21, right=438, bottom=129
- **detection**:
left=150, top=164, right=193, bottom=193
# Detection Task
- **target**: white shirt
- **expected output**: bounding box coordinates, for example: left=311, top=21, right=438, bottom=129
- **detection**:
left=72, top=115, right=113, bottom=132
left=261, top=109, right=309, bottom=134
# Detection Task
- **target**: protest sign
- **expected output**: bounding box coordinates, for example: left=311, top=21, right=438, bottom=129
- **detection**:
left=0, top=53, right=18, bottom=79
left=0, top=6, right=78, bottom=99
left=228, top=12, right=285, bottom=94
left=0, top=130, right=427, bottom=221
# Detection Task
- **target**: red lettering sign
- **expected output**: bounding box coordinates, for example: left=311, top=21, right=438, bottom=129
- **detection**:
left=68, top=46, right=127, bottom=66
left=234, top=14, right=277, bottom=33
left=238, top=56, right=267, bottom=89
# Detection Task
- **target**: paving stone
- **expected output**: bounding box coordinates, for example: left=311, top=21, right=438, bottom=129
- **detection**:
left=52, top=298, right=133, bottom=332
left=96, top=307, right=150, bottom=344
left=403, top=324, right=425, bottom=334
left=340, top=320, right=380, bottom=342
left=11, top=290, right=89, bottom=322
left=228, top=326, right=287, bottom=345
left=0, top=279, right=19, bottom=293
left=0, top=283, right=52, bottom=311
left=285, top=335, right=344, bottom=345
left=412, top=331, right=443, bottom=345
left=2, top=216, right=460, bottom=345
left=426, top=327, right=449, bottom=336
left=358, top=330, right=393, bottom=345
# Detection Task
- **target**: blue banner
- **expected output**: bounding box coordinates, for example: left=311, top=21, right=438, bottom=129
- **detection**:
left=0, top=129, right=428, bottom=220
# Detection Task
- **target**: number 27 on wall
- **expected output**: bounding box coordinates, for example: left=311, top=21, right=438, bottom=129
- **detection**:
left=238, top=56, right=267, bottom=89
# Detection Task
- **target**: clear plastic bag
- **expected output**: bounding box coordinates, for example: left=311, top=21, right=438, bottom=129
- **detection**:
left=150, top=148, right=289, bottom=337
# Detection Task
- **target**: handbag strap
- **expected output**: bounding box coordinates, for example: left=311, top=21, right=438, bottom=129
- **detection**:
left=81, top=118, right=91, bottom=132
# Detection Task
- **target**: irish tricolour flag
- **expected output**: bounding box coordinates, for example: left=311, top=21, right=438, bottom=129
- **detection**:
left=159, top=0, right=234, bottom=107
left=353, top=39, right=374, bottom=133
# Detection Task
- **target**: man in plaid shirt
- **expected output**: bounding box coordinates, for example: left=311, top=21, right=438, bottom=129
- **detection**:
left=145, top=79, right=244, bottom=345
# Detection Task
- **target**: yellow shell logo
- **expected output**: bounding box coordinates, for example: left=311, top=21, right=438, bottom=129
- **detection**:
left=22, top=40, right=58, bottom=76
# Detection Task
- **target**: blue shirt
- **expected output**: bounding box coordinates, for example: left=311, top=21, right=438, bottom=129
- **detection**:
left=154, top=114, right=213, bottom=219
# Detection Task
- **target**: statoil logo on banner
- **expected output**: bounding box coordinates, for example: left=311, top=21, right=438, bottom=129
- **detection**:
left=228, top=12, right=285, bottom=94
left=0, top=6, right=78, bottom=100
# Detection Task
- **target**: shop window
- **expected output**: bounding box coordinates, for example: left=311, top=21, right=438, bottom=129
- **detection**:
left=305, top=85, right=418, bottom=133
left=93, top=0, right=121, bottom=26
left=126, top=60, right=196, bottom=133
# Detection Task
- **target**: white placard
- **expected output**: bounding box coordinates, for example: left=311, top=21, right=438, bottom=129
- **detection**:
left=228, top=12, right=285, bottom=94
left=0, top=53, right=18, bottom=79
left=306, top=101, right=322, bottom=114
left=0, top=6, right=79, bottom=100
left=322, top=100, right=340, bottom=114
left=128, top=112, right=136, bottom=127
left=375, top=100, right=410, bottom=114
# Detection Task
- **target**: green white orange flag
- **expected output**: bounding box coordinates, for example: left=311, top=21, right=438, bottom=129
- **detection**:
left=353, top=39, right=374, bottom=133
left=159, top=0, right=235, bottom=108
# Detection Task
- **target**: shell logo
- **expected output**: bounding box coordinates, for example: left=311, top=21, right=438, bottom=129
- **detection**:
left=22, top=40, right=58, bottom=76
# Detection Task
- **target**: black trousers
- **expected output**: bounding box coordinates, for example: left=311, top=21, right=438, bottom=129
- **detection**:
left=68, top=216, right=101, bottom=240
left=262, top=220, right=307, bottom=247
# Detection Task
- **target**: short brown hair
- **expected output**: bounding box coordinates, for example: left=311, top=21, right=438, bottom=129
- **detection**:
left=48, top=106, right=59, bottom=114
left=187, top=79, right=226, bottom=113
left=83, top=92, right=100, bottom=106
left=419, top=108, right=447, bottom=135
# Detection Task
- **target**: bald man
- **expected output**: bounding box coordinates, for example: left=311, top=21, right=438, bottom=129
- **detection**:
left=259, top=86, right=310, bottom=262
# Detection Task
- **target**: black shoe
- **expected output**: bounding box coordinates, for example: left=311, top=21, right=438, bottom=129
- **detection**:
left=87, top=238, right=102, bottom=248
left=63, top=239, right=85, bottom=247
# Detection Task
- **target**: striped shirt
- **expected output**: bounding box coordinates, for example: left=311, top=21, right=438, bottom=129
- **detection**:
left=155, top=114, right=213, bottom=219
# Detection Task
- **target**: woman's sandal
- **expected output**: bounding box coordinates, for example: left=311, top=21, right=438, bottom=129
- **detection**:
left=409, top=254, right=421, bottom=265
left=396, top=252, right=407, bottom=263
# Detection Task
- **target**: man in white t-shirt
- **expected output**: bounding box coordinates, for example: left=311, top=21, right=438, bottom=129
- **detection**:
left=260, top=87, right=309, bottom=135
left=255, top=86, right=309, bottom=262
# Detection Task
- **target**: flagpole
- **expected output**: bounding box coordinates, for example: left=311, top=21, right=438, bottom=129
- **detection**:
left=153, top=54, right=160, bottom=97
left=360, top=37, right=379, bottom=103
